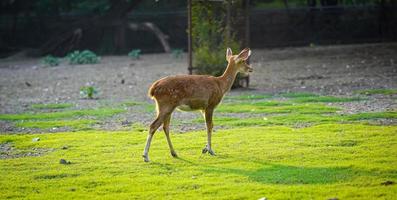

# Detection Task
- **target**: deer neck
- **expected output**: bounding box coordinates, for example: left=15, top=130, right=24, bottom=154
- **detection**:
left=218, top=62, right=238, bottom=94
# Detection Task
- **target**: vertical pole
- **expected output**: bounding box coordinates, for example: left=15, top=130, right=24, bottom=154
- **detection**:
left=245, top=0, right=250, bottom=48
left=187, top=0, right=193, bottom=75
left=226, top=0, right=231, bottom=42
left=245, top=0, right=250, bottom=87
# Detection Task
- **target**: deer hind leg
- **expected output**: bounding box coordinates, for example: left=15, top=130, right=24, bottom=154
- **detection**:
left=202, top=108, right=215, bottom=156
left=163, top=114, right=178, bottom=158
left=143, top=102, right=174, bottom=162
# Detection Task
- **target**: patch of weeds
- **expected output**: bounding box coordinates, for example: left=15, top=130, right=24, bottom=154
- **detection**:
left=15, top=119, right=97, bottom=130
left=31, top=103, right=73, bottom=110
left=224, top=93, right=272, bottom=100
left=42, top=55, right=60, bottom=67
left=355, top=89, right=397, bottom=95
left=0, top=108, right=125, bottom=121
left=80, top=86, right=98, bottom=99
left=218, top=102, right=340, bottom=114
left=291, top=96, right=363, bottom=103
left=128, top=49, right=141, bottom=59
left=67, top=50, right=100, bottom=65
left=279, top=92, right=319, bottom=98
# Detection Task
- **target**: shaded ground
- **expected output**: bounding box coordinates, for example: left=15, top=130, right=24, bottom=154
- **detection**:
left=0, top=43, right=396, bottom=133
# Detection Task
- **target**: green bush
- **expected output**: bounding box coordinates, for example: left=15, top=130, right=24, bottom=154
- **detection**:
left=42, top=55, right=60, bottom=67
left=128, top=49, right=141, bottom=59
left=80, top=86, right=98, bottom=99
left=67, top=50, right=100, bottom=65
left=192, top=2, right=240, bottom=77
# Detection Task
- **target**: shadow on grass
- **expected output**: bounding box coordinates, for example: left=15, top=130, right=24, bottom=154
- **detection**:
left=176, top=158, right=354, bottom=184
left=204, top=164, right=353, bottom=184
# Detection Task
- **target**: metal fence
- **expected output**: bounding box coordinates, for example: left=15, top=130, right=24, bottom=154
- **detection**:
left=0, top=5, right=396, bottom=55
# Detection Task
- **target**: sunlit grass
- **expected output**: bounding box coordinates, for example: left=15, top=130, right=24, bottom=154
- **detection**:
left=31, top=103, right=73, bottom=110
left=355, top=88, right=397, bottom=95
left=121, top=101, right=144, bottom=107
left=15, top=119, right=97, bottom=130
left=193, top=112, right=397, bottom=127
left=279, top=92, right=319, bottom=98
left=224, top=93, right=272, bottom=100
left=0, top=124, right=396, bottom=199
left=291, top=96, right=363, bottom=103
left=0, top=108, right=125, bottom=121
left=218, top=102, right=340, bottom=114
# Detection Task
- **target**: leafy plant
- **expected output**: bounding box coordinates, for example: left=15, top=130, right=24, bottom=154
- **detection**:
left=42, top=55, right=60, bottom=67
left=128, top=49, right=141, bottom=59
left=80, top=86, right=98, bottom=99
left=67, top=50, right=100, bottom=64
left=171, top=49, right=183, bottom=58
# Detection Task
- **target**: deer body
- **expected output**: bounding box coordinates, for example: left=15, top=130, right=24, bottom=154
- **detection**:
left=143, top=48, right=252, bottom=162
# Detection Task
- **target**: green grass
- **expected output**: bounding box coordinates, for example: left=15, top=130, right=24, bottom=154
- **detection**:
left=218, top=102, right=340, bottom=114
left=224, top=93, right=272, bottom=100
left=279, top=92, right=319, bottom=98
left=193, top=112, right=397, bottom=127
left=121, top=101, right=144, bottom=107
left=31, top=103, right=73, bottom=110
left=291, top=96, right=363, bottom=103
left=15, top=119, right=97, bottom=130
left=345, top=112, right=397, bottom=121
left=0, top=108, right=125, bottom=121
left=1, top=124, right=396, bottom=199
left=355, top=89, right=397, bottom=95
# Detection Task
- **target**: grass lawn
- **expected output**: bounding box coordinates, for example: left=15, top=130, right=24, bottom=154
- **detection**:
left=1, top=124, right=396, bottom=199
left=1, top=92, right=396, bottom=199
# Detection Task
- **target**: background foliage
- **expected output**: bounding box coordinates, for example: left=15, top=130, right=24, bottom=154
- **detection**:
left=192, top=1, right=240, bottom=76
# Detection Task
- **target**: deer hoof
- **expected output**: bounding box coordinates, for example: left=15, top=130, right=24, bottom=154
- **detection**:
left=143, top=155, right=150, bottom=162
left=171, top=151, right=178, bottom=158
left=208, top=149, right=216, bottom=156
left=202, top=147, right=208, bottom=154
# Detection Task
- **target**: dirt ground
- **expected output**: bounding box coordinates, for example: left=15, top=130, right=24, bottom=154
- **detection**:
left=0, top=43, right=396, bottom=133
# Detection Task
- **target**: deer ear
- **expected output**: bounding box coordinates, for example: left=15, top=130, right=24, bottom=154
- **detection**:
left=237, top=48, right=251, bottom=60
left=226, top=48, right=233, bottom=61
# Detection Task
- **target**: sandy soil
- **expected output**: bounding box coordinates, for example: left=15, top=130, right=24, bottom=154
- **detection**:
left=0, top=43, right=396, bottom=133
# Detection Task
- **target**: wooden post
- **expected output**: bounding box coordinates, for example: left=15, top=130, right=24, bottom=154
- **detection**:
left=187, top=0, right=193, bottom=75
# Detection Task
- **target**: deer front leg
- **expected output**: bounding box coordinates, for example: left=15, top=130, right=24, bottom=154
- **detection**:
left=163, top=114, right=178, bottom=158
left=202, top=108, right=215, bottom=155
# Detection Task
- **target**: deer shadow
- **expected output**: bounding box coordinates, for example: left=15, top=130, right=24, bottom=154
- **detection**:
left=176, top=157, right=397, bottom=185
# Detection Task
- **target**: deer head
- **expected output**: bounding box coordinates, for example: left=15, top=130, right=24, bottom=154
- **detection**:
left=226, top=48, right=253, bottom=74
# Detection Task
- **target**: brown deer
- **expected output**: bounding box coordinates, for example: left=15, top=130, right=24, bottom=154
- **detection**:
left=143, top=48, right=252, bottom=162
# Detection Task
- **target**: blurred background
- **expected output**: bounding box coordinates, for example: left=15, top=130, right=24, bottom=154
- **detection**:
left=0, top=0, right=396, bottom=131
left=1, top=0, right=396, bottom=57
